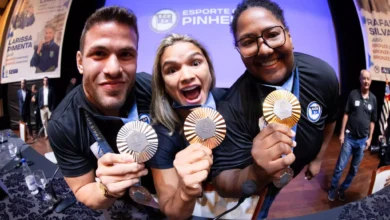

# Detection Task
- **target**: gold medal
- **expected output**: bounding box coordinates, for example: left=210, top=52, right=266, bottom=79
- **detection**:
left=262, top=90, right=301, bottom=128
left=116, top=121, right=158, bottom=163
left=262, top=90, right=301, bottom=188
left=184, top=107, right=226, bottom=149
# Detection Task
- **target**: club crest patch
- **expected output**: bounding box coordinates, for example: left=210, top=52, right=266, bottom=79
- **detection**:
left=139, top=113, right=151, bottom=124
left=307, top=101, right=322, bottom=122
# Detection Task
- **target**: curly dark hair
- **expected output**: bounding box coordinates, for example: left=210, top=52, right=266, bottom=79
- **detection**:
left=230, top=0, right=289, bottom=44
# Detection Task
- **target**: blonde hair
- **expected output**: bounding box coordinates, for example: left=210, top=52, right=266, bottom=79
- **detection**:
left=151, top=33, right=216, bottom=133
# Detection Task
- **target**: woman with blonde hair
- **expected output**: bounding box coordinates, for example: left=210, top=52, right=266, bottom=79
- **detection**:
left=147, top=33, right=226, bottom=219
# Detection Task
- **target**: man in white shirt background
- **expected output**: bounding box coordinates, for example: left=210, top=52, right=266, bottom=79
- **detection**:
left=38, top=76, right=55, bottom=139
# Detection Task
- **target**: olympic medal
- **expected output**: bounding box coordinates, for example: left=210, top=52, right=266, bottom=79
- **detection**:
left=117, top=121, right=159, bottom=207
left=262, top=90, right=301, bottom=188
left=116, top=121, right=158, bottom=163
left=263, top=90, right=301, bottom=128
left=184, top=107, right=226, bottom=149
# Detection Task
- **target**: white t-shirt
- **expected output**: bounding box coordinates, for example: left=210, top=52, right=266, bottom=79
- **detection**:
left=21, top=90, right=26, bottom=102
left=43, top=87, right=49, bottom=106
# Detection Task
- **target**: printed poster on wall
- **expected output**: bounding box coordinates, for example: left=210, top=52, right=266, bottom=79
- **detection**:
left=354, top=0, right=390, bottom=82
left=1, top=0, right=72, bottom=84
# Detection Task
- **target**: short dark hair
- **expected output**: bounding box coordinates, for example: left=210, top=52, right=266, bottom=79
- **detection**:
left=79, top=6, right=139, bottom=53
left=231, top=0, right=288, bottom=43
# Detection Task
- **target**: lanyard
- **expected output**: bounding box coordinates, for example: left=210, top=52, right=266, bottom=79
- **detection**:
left=83, top=109, right=114, bottom=158
left=202, top=92, right=216, bottom=110
left=83, top=100, right=140, bottom=158
left=291, top=67, right=300, bottom=142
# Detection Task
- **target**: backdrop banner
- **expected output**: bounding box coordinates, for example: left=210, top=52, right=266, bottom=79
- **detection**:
left=1, top=0, right=72, bottom=84
left=106, top=0, right=339, bottom=88
left=354, top=0, right=390, bottom=82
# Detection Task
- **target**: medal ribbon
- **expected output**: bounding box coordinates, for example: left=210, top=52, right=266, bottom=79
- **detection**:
left=83, top=98, right=139, bottom=159
left=291, top=67, right=300, bottom=146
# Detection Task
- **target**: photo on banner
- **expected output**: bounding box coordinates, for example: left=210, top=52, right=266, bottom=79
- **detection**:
left=354, top=0, right=390, bottom=82
left=1, top=0, right=73, bottom=84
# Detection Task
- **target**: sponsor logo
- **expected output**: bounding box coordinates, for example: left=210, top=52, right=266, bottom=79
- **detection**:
left=150, top=9, right=178, bottom=33
left=382, top=67, right=390, bottom=74
left=374, top=65, right=380, bottom=73
left=9, top=69, right=18, bottom=74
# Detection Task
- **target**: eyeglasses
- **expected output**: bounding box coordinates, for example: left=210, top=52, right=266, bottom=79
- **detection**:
left=235, top=26, right=286, bottom=58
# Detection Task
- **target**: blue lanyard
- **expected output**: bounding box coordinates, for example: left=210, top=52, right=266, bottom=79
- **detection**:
left=84, top=101, right=140, bottom=158
left=83, top=110, right=114, bottom=158
left=291, top=67, right=300, bottom=141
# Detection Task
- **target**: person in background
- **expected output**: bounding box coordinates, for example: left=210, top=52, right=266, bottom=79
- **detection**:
left=328, top=69, right=377, bottom=201
left=147, top=33, right=226, bottom=219
left=211, top=0, right=339, bottom=218
left=17, top=79, right=32, bottom=139
left=31, top=84, right=41, bottom=138
left=38, top=77, right=55, bottom=139
left=66, top=77, right=77, bottom=94
left=30, top=25, right=59, bottom=73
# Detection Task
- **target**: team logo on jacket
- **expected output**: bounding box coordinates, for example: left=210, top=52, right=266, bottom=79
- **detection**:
left=50, top=51, right=54, bottom=58
left=139, top=114, right=151, bottom=124
left=307, top=101, right=322, bottom=122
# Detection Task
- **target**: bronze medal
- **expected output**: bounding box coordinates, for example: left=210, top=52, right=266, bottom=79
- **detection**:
left=184, top=107, right=226, bottom=149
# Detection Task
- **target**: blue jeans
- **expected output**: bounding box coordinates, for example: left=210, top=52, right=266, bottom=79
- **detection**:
left=330, top=134, right=367, bottom=191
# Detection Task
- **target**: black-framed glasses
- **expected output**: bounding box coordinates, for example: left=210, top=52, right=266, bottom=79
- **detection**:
left=235, top=26, right=286, bottom=58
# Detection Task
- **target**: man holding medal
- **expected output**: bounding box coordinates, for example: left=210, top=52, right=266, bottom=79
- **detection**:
left=211, top=0, right=339, bottom=218
left=47, top=6, right=159, bottom=214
